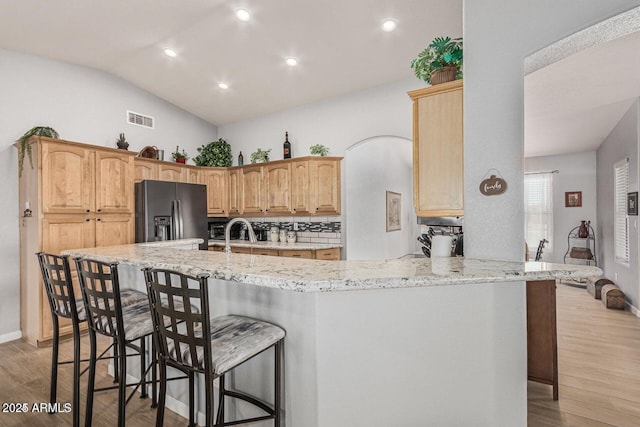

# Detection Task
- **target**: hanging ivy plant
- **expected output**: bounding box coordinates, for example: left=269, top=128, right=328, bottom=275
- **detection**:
left=17, top=126, right=59, bottom=176
left=193, top=138, right=232, bottom=167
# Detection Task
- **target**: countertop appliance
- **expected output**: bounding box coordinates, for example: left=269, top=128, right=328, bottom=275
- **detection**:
left=135, top=180, right=208, bottom=250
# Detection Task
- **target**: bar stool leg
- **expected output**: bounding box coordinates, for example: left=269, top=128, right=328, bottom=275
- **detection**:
left=188, top=372, right=195, bottom=427
left=113, top=339, right=119, bottom=383
left=140, top=337, right=148, bottom=399
left=206, top=372, right=215, bottom=427
left=155, top=359, right=167, bottom=427
left=117, top=339, right=127, bottom=427
left=49, top=316, right=59, bottom=413
left=85, top=329, right=97, bottom=427
left=71, top=321, right=81, bottom=427
left=275, top=340, right=282, bottom=427
left=151, top=335, right=158, bottom=408
left=216, top=374, right=225, bottom=427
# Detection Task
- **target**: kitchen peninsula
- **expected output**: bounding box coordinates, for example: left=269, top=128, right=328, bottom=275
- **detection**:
left=64, top=241, right=600, bottom=426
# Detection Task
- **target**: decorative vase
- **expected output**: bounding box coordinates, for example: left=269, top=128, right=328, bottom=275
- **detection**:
left=578, top=220, right=589, bottom=238
left=430, top=66, right=457, bottom=85
left=116, top=142, right=129, bottom=150
left=175, top=157, right=186, bottom=164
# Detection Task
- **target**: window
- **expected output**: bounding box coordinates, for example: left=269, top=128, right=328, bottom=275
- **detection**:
left=614, top=158, right=629, bottom=264
left=524, top=172, right=554, bottom=257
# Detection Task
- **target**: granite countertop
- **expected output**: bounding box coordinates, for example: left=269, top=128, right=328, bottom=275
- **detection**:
left=63, top=241, right=601, bottom=293
left=208, top=240, right=342, bottom=250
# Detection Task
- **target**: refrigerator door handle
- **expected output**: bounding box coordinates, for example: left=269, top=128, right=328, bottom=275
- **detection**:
left=176, top=199, right=184, bottom=239
left=171, top=200, right=179, bottom=240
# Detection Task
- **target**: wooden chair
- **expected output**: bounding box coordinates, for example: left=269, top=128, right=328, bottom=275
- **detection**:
left=143, top=268, right=285, bottom=427
left=36, top=252, right=148, bottom=427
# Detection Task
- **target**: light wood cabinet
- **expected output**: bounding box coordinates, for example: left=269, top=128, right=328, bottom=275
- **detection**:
left=228, top=168, right=242, bottom=215
left=159, top=163, right=188, bottom=182
left=19, top=137, right=135, bottom=346
left=309, top=158, right=341, bottom=215
left=264, top=162, right=292, bottom=214
left=134, top=158, right=159, bottom=183
left=199, top=168, right=228, bottom=217
left=314, top=247, right=341, bottom=260
left=240, top=165, right=264, bottom=214
left=186, top=165, right=200, bottom=184
left=408, top=79, right=463, bottom=217
left=291, top=160, right=311, bottom=214
left=208, top=245, right=340, bottom=260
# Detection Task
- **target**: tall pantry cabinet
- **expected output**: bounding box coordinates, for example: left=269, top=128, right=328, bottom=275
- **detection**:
left=19, top=137, right=135, bottom=346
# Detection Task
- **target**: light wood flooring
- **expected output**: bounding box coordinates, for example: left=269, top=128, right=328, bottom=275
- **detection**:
left=0, top=284, right=639, bottom=426
left=528, top=283, right=640, bottom=426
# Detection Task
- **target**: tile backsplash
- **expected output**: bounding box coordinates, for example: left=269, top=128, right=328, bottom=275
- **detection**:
left=244, top=216, right=342, bottom=244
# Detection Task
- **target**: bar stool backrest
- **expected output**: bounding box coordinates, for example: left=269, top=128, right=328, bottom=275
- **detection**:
left=37, top=252, right=80, bottom=321
left=144, top=269, right=212, bottom=372
left=75, top=258, right=125, bottom=339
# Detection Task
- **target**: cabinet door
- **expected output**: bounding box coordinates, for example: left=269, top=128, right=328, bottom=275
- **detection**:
left=95, top=150, right=134, bottom=213
left=200, top=168, right=228, bottom=216
left=279, top=249, right=314, bottom=259
left=413, top=82, right=463, bottom=216
left=134, top=158, right=159, bottom=183
left=315, top=247, right=341, bottom=260
left=264, top=163, right=291, bottom=214
left=186, top=167, right=200, bottom=184
left=291, top=160, right=311, bottom=214
left=41, top=142, right=93, bottom=214
left=228, top=168, right=242, bottom=215
left=310, top=159, right=341, bottom=215
left=240, top=166, right=264, bottom=214
left=95, top=214, right=134, bottom=247
left=159, top=163, right=188, bottom=182
left=42, top=215, right=95, bottom=255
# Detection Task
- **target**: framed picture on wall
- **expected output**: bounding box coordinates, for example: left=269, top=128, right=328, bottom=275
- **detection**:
left=386, top=191, right=401, bottom=232
left=565, top=191, right=582, bottom=207
left=628, top=192, right=638, bottom=215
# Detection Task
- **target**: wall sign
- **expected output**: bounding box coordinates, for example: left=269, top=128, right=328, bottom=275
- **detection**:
left=479, top=171, right=507, bottom=196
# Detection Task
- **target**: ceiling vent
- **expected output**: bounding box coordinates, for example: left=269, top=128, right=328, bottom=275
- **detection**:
left=127, top=110, right=154, bottom=129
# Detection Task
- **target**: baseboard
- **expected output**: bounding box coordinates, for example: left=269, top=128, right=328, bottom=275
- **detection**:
left=628, top=301, right=640, bottom=317
left=0, top=330, right=22, bottom=344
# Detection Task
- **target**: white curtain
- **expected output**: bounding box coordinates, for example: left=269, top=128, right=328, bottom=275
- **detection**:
left=614, top=158, right=629, bottom=264
left=524, top=172, right=554, bottom=258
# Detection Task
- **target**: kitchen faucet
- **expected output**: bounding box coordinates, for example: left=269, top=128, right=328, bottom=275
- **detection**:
left=225, top=218, right=257, bottom=254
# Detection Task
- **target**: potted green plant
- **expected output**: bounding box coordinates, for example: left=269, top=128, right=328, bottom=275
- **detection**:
left=250, top=148, right=271, bottom=163
left=410, top=36, right=463, bottom=85
left=310, top=144, right=330, bottom=156
left=17, top=126, right=59, bottom=176
left=193, top=138, right=232, bottom=167
left=115, top=132, right=129, bottom=150
left=171, top=145, right=189, bottom=164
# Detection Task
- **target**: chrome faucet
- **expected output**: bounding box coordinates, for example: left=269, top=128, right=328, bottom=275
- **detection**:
left=225, top=218, right=257, bottom=254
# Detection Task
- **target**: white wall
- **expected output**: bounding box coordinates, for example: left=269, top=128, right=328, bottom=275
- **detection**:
left=345, top=136, right=416, bottom=260
left=0, top=48, right=217, bottom=341
left=597, top=99, right=639, bottom=308
left=464, top=1, right=639, bottom=424
left=525, top=152, right=598, bottom=263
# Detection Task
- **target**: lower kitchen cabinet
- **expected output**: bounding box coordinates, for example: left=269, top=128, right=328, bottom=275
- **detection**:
left=208, top=245, right=340, bottom=260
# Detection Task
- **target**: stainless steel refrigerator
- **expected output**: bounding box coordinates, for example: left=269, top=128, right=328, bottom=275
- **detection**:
left=135, top=180, right=208, bottom=250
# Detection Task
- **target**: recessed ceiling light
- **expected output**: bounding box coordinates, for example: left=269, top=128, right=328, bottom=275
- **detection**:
left=163, top=48, right=177, bottom=58
left=286, top=57, right=298, bottom=67
left=236, top=8, right=250, bottom=21
left=381, top=19, right=397, bottom=32
left=218, top=82, right=229, bottom=89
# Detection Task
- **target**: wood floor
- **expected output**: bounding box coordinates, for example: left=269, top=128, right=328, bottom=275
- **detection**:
left=0, top=283, right=639, bottom=426
left=528, top=282, right=640, bottom=426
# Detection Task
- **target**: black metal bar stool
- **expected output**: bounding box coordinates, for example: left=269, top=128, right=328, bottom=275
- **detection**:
left=74, top=257, right=158, bottom=427
left=143, top=268, right=285, bottom=427
left=36, top=252, right=148, bottom=427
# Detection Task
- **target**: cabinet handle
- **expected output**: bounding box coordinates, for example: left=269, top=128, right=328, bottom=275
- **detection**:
left=86, top=219, right=90, bottom=222
left=96, top=218, right=101, bottom=222
left=292, top=254, right=301, bottom=257
left=86, top=209, right=90, bottom=213
left=97, top=209, right=102, bottom=212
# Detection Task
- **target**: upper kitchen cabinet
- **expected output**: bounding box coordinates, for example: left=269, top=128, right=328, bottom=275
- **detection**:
left=264, top=162, right=292, bottom=214
left=134, top=158, right=159, bottom=183
left=408, top=80, right=463, bottom=217
left=291, top=159, right=311, bottom=214
left=309, top=158, right=342, bottom=215
left=240, top=165, right=264, bottom=215
left=228, top=168, right=242, bottom=215
left=185, top=165, right=200, bottom=184
left=40, top=139, right=134, bottom=214
left=199, top=168, right=228, bottom=216
left=158, top=162, right=188, bottom=182
left=94, top=150, right=134, bottom=213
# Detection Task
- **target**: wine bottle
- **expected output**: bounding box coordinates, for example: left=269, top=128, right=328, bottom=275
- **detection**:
left=283, top=132, right=291, bottom=159
left=238, top=151, right=244, bottom=166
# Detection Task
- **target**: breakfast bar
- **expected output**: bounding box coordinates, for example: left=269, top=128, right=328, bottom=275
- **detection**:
left=64, top=241, right=600, bottom=426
